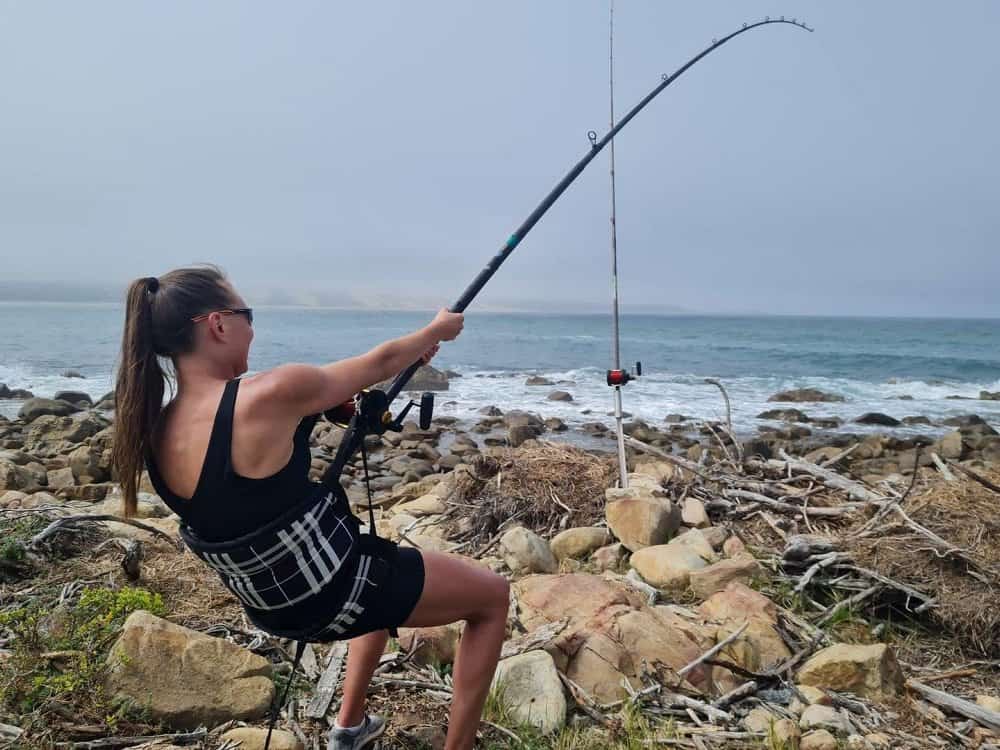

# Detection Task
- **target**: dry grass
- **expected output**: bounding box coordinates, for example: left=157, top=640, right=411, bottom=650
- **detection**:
left=450, top=442, right=618, bottom=547
left=851, top=469, right=1000, bottom=656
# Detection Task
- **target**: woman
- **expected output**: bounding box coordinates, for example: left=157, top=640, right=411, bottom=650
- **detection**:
left=111, top=265, right=510, bottom=750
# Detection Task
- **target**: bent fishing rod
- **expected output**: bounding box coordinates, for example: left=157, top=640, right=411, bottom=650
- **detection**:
left=321, top=16, right=813, bottom=490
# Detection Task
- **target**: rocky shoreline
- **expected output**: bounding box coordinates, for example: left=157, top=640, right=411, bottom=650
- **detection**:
left=1, top=368, right=999, bottom=749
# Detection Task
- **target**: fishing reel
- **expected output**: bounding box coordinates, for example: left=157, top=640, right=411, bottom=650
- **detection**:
left=325, top=389, right=435, bottom=433
left=607, top=361, right=642, bottom=387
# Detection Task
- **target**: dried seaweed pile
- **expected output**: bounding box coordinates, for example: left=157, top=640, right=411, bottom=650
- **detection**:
left=849, top=469, right=1000, bottom=656
left=450, top=443, right=618, bottom=550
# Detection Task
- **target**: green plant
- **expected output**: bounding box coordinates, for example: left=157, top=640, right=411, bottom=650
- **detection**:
left=0, top=515, right=49, bottom=567
left=0, top=585, right=165, bottom=721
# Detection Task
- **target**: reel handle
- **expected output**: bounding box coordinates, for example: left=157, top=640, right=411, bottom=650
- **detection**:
left=419, top=392, right=435, bottom=430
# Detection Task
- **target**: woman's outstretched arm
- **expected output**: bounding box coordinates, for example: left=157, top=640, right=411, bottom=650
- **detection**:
left=256, top=308, right=463, bottom=419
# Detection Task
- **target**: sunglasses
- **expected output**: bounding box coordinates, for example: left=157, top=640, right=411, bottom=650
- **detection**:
left=190, top=308, right=254, bottom=326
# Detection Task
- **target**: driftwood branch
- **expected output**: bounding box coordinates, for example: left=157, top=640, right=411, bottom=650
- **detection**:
left=676, top=621, right=749, bottom=682
left=28, top=514, right=178, bottom=549
left=304, top=641, right=348, bottom=720
left=54, top=728, right=207, bottom=749
left=624, top=437, right=715, bottom=481
left=907, top=679, right=1000, bottom=732
left=770, top=451, right=883, bottom=502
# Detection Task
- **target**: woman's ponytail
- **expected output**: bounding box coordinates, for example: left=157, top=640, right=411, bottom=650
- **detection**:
left=112, top=277, right=165, bottom=517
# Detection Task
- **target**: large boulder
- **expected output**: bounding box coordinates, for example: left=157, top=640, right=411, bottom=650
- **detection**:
left=698, top=583, right=792, bottom=676
left=688, top=555, right=761, bottom=600
left=605, top=489, right=680, bottom=552
left=394, top=365, right=449, bottom=392
left=550, top=527, right=610, bottom=561
left=513, top=574, right=715, bottom=703
left=23, top=413, right=106, bottom=454
left=796, top=643, right=904, bottom=702
left=0, top=383, right=33, bottom=399
left=768, top=389, right=844, bottom=403
left=500, top=527, right=558, bottom=575
left=630, top=538, right=713, bottom=590
left=546, top=390, right=573, bottom=402
left=105, top=611, right=274, bottom=729
left=18, top=398, right=79, bottom=422
left=491, top=650, right=566, bottom=734
left=0, top=458, right=46, bottom=492
left=53, top=390, right=93, bottom=406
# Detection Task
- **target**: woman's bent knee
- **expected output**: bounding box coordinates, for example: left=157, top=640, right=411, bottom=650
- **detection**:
left=474, top=572, right=509, bottom=623
left=494, top=574, right=511, bottom=610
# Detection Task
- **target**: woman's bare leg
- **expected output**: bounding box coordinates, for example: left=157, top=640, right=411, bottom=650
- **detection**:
left=337, top=629, right=389, bottom=727
left=402, top=551, right=510, bottom=750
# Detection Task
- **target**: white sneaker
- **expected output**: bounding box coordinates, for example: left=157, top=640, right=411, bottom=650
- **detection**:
left=327, top=713, right=386, bottom=750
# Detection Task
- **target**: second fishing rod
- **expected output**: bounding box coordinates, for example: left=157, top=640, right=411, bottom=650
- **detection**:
left=321, top=16, right=814, bottom=491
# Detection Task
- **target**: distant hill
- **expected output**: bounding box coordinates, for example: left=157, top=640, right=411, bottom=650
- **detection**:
left=0, top=280, right=124, bottom=303
left=0, top=279, right=690, bottom=314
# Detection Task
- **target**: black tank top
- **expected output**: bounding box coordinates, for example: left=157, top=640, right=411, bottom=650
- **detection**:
left=146, top=378, right=321, bottom=542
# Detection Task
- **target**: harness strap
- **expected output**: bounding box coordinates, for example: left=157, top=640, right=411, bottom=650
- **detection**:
left=359, top=440, right=399, bottom=639
left=264, top=640, right=306, bottom=750
left=360, top=439, right=378, bottom=537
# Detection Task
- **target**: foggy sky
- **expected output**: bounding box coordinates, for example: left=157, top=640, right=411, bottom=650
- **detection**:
left=1, top=1, right=997, bottom=316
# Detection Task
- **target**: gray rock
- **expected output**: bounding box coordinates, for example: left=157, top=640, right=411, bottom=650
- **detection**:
left=61, top=370, right=85, bottom=378
left=479, top=405, right=503, bottom=416
left=508, top=424, right=542, bottom=447
left=942, top=413, right=989, bottom=428
left=504, top=410, right=544, bottom=429
left=664, top=413, right=687, bottom=423
left=544, top=417, right=567, bottom=432
left=768, top=388, right=845, bottom=403
left=17, top=398, right=79, bottom=422
left=389, top=365, right=449, bottom=392
left=758, top=408, right=810, bottom=423
left=0, top=383, right=34, bottom=400
left=854, top=413, right=901, bottom=427
left=438, top=454, right=462, bottom=470
left=547, top=390, right=573, bottom=402
left=741, top=439, right=773, bottom=460
left=934, top=430, right=963, bottom=460
left=53, top=390, right=93, bottom=405
left=0, top=458, right=46, bottom=492
left=901, top=415, right=931, bottom=425
left=525, top=376, right=554, bottom=386
left=47, top=466, right=76, bottom=489
left=981, top=390, right=1000, bottom=401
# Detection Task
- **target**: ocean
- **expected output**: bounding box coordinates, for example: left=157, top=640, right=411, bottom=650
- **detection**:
left=1, top=302, right=998, bottom=437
